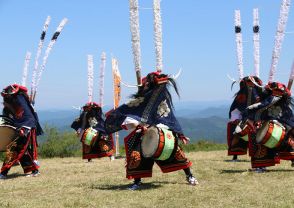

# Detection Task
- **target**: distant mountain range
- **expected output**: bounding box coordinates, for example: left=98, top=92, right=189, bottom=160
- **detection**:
left=38, top=102, right=230, bottom=143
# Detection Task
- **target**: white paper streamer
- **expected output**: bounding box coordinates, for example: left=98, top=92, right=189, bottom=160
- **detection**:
left=253, top=8, right=260, bottom=78
left=99, top=52, right=106, bottom=106
left=153, top=0, right=163, bottom=73
left=31, top=16, right=51, bottom=93
left=129, top=0, right=142, bottom=85
left=87, top=55, right=94, bottom=103
left=268, top=0, right=291, bottom=82
left=35, top=18, right=68, bottom=92
left=21, top=51, right=32, bottom=87
left=235, top=10, right=244, bottom=80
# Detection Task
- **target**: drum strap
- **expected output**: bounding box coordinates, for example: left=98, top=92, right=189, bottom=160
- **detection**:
left=81, top=112, right=88, bottom=129
left=254, top=97, right=281, bottom=121
left=247, top=87, right=253, bottom=107
left=141, top=85, right=164, bottom=123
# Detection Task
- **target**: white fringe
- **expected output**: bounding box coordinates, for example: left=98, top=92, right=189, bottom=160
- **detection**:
left=35, top=18, right=68, bottom=91
left=235, top=10, right=244, bottom=80
left=268, top=0, right=291, bottom=82
left=99, top=52, right=106, bottom=107
left=21, top=51, right=32, bottom=87
left=88, top=55, right=94, bottom=103
left=129, top=0, right=142, bottom=74
left=153, top=0, right=163, bottom=73
left=31, top=16, right=51, bottom=93
left=253, top=8, right=260, bottom=78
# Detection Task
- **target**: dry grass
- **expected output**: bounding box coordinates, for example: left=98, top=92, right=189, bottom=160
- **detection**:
left=0, top=151, right=293, bottom=208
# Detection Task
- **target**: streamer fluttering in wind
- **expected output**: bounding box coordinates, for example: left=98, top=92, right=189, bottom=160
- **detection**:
left=112, top=57, right=121, bottom=156
left=112, top=58, right=121, bottom=109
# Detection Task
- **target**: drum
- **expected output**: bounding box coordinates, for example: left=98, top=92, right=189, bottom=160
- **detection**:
left=141, top=127, right=175, bottom=161
left=0, top=116, right=17, bottom=152
left=256, top=120, right=285, bottom=149
left=82, top=127, right=98, bottom=146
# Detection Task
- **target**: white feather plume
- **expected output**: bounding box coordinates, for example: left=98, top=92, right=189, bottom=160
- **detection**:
left=31, top=16, right=51, bottom=93
left=268, top=0, right=291, bottom=82
left=99, top=52, right=106, bottom=107
left=235, top=10, right=244, bottom=80
left=87, top=55, right=94, bottom=103
left=35, top=18, right=68, bottom=91
left=21, top=51, right=32, bottom=87
left=129, top=0, right=142, bottom=74
left=253, top=8, right=260, bottom=78
left=153, top=0, right=163, bottom=73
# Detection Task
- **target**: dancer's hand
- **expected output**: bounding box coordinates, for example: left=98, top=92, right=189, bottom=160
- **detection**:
left=17, top=127, right=29, bottom=137
left=179, top=134, right=190, bottom=144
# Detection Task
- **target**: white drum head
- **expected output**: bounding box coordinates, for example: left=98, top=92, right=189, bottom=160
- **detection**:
left=141, top=127, right=160, bottom=158
left=256, top=122, right=270, bottom=143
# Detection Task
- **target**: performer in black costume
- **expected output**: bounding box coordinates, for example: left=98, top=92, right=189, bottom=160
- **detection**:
left=71, top=102, right=114, bottom=162
left=0, top=84, right=43, bottom=179
left=105, top=72, right=198, bottom=190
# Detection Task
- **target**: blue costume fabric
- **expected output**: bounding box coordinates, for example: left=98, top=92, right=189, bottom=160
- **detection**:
left=105, top=85, right=183, bottom=134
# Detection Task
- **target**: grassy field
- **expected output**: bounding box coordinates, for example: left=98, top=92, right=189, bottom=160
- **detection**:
left=0, top=151, right=293, bottom=208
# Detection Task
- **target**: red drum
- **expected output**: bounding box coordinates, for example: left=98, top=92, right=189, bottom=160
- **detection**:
left=141, top=127, right=175, bottom=161
left=81, top=127, right=98, bottom=146
left=256, top=120, right=286, bottom=149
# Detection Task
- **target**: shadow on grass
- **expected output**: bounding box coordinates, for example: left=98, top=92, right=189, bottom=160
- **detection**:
left=91, top=182, right=162, bottom=191
left=5, top=173, right=26, bottom=180
left=220, top=168, right=294, bottom=174
left=265, top=169, right=294, bottom=172
left=220, top=169, right=248, bottom=174
left=223, top=159, right=249, bottom=163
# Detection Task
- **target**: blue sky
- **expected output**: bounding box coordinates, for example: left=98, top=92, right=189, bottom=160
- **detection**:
left=0, top=0, right=293, bottom=110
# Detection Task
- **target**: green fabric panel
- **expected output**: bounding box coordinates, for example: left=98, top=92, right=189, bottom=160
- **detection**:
left=264, top=124, right=283, bottom=149
left=157, top=128, right=175, bottom=161
left=241, top=134, right=249, bottom=142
